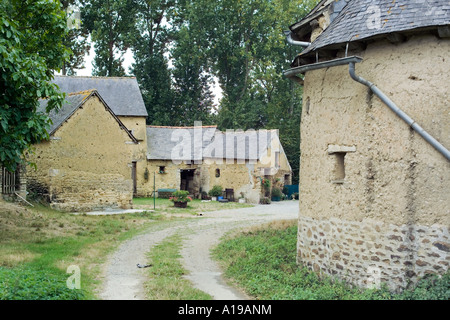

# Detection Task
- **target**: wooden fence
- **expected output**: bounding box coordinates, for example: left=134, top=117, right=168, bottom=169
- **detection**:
left=1, top=167, right=19, bottom=194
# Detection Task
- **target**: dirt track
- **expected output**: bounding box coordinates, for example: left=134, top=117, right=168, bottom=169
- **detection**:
left=98, top=201, right=299, bottom=300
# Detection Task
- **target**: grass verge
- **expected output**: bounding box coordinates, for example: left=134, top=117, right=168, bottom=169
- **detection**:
left=144, top=234, right=212, bottom=300
left=0, top=200, right=164, bottom=300
left=212, top=219, right=450, bottom=300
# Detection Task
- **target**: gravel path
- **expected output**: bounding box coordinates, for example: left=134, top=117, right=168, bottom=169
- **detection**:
left=98, top=200, right=299, bottom=300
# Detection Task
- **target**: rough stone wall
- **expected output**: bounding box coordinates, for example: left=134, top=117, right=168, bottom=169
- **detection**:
left=203, top=160, right=259, bottom=202
left=27, top=96, right=136, bottom=212
left=298, top=34, right=450, bottom=291
left=118, top=116, right=148, bottom=196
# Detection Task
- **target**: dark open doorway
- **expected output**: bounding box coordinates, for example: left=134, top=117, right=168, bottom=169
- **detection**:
left=180, top=169, right=196, bottom=194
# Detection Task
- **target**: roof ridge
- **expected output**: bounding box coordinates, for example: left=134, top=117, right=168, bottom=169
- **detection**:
left=55, top=75, right=136, bottom=80
left=67, top=89, right=97, bottom=96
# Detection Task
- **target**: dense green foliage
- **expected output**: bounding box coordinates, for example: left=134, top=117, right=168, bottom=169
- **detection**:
left=0, top=0, right=70, bottom=171
left=213, top=222, right=450, bottom=300
left=76, top=0, right=321, bottom=183
left=81, top=0, right=137, bottom=76
left=0, top=267, right=87, bottom=300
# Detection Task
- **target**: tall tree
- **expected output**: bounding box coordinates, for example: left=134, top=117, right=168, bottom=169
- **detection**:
left=60, top=0, right=90, bottom=75
left=81, top=0, right=137, bottom=76
left=0, top=0, right=69, bottom=171
left=129, top=0, right=177, bottom=125
left=182, top=0, right=318, bottom=182
left=170, top=26, right=215, bottom=126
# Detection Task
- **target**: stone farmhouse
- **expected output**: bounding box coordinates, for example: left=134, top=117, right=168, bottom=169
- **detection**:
left=6, top=76, right=292, bottom=210
left=27, top=89, right=138, bottom=212
left=144, top=125, right=292, bottom=204
left=284, top=0, right=449, bottom=291
left=52, top=75, right=149, bottom=198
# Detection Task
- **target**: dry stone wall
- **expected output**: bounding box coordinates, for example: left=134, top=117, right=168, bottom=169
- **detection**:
left=298, top=216, right=449, bottom=291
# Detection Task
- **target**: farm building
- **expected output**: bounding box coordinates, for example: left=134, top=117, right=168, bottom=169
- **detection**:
left=52, top=76, right=149, bottom=196
left=27, top=90, right=138, bottom=212
left=22, top=76, right=292, bottom=209
left=285, top=0, right=449, bottom=291
left=144, top=125, right=292, bottom=204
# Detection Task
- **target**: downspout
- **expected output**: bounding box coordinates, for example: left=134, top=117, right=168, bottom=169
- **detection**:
left=284, top=31, right=311, bottom=84
left=284, top=30, right=311, bottom=48
left=349, top=62, right=450, bottom=161
left=283, top=57, right=450, bottom=161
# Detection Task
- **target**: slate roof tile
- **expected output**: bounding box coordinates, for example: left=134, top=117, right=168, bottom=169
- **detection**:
left=52, top=76, right=148, bottom=117
left=294, top=0, right=450, bottom=56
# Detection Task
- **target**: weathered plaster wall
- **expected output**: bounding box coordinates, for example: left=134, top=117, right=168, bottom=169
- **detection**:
left=138, top=160, right=199, bottom=197
left=118, top=116, right=148, bottom=196
left=140, top=156, right=291, bottom=204
left=27, top=96, right=136, bottom=212
left=298, top=34, right=450, bottom=290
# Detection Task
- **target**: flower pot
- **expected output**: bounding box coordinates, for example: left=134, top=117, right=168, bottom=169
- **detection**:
left=211, top=196, right=217, bottom=201
left=174, top=201, right=188, bottom=208
left=238, top=198, right=246, bottom=203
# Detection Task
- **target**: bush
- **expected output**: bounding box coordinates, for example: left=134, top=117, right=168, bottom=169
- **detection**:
left=271, top=187, right=283, bottom=198
left=169, top=190, right=192, bottom=203
left=208, top=185, right=223, bottom=197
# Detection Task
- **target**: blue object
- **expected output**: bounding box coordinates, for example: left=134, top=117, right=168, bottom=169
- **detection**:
left=284, top=185, right=299, bottom=198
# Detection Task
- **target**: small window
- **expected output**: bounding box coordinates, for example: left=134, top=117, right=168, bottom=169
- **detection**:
left=215, top=168, right=220, bottom=177
left=275, top=152, right=280, bottom=168
left=159, top=166, right=166, bottom=174
left=332, top=152, right=346, bottom=183
left=327, top=145, right=356, bottom=184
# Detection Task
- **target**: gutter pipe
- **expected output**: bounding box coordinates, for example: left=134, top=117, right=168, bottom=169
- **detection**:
left=349, top=62, right=450, bottom=161
left=284, top=30, right=311, bottom=48
left=282, top=56, right=450, bottom=161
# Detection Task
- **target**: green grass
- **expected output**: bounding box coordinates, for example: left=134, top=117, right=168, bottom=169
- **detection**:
left=144, top=234, right=212, bottom=300
left=0, top=200, right=164, bottom=300
left=133, top=197, right=253, bottom=216
left=212, top=220, right=450, bottom=300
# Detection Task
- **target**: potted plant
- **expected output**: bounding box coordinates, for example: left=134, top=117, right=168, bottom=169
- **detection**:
left=238, top=192, right=246, bottom=203
left=271, top=187, right=282, bottom=201
left=169, top=190, right=192, bottom=208
left=208, top=185, right=222, bottom=201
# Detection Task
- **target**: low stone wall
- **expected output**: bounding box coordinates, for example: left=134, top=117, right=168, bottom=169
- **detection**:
left=297, top=215, right=449, bottom=291
left=30, top=171, right=133, bottom=212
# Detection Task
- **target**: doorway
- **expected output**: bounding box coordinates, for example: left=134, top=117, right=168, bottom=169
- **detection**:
left=180, top=169, right=196, bottom=194
left=131, top=161, right=137, bottom=196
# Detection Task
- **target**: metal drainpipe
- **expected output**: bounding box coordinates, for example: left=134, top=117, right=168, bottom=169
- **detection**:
left=349, top=62, right=450, bottom=161
left=284, top=31, right=311, bottom=48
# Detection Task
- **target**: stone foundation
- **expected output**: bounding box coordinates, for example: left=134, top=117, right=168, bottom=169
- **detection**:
left=297, top=215, right=449, bottom=291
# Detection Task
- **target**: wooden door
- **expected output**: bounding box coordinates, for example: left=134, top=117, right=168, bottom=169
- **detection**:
left=132, top=162, right=137, bottom=196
